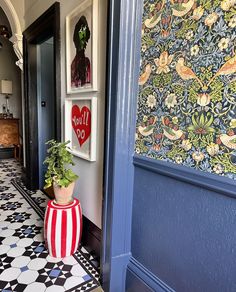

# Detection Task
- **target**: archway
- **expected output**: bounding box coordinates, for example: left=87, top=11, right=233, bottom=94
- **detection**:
left=0, top=0, right=23, bottom=70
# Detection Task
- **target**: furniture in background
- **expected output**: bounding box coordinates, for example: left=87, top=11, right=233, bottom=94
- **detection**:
left=0, top=118, right=21, bottom=160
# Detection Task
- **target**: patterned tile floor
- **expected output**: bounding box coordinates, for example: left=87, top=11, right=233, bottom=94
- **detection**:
left=0, top=159, right=100, bottom=292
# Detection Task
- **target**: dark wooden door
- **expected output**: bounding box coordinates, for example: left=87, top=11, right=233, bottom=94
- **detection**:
left=23, top=3, right=61, bottom=190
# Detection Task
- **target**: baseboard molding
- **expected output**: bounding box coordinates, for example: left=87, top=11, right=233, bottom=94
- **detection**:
left=127, top=257, right=175, bottom=292
left=81, top=215, right=101, bottom=258
left=0, top=147, right=14, bottom=159
left=20, top=167, right=28, bottom=188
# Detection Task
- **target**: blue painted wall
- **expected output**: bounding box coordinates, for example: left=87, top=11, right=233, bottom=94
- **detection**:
left=126, top=270, right=153, bottom=292
left=126, top=155, right=236, bottom=291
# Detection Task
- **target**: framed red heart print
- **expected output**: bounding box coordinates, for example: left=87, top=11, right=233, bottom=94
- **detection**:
left=65, top=97, right=97, bottom=161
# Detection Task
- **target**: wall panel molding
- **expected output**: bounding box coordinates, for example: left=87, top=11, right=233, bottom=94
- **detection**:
left=133, top=154, right=236, bottom=199
left=127, top=257, right=175, bottom=292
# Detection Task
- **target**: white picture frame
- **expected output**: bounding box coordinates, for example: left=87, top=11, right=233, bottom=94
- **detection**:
left=66, top=0, right=98, bottom=94
left=65, top=97, right=97, bottom=161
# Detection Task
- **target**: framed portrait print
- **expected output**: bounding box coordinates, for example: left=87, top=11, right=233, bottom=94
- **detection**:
left=65, top=97, right=97, bottom=161
left=66, top=0, right=98, bottom=93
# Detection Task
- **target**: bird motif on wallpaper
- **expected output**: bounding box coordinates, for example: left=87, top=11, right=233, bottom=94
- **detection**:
left=161, top=117, right=183, bottom=140
left=144, top=0, right=195, bottom=29
left=175, top=55, right=236, bottom=89
left=163, top=126, right=183, bottom=140
left=138, top=117, right=157, bottom=137
left=138, top=125, right=155, bottom=137
left=139, top=64, right=152, bottom=86
left=144, top=0, right=165, bottom=28
left=219, top=134, right=236, bottom=150
left=176, top=58, right=204, bottom=88
left=171, top=0, right=195, bottom=17
left=207, top=54, right=236, bottom=86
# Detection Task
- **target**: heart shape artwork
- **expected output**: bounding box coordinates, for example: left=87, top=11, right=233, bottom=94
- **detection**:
left=71, top=105, right=91, bottom=147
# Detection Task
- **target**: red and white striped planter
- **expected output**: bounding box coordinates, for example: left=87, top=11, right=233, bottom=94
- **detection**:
left=44, top=198, right=82, bottom=258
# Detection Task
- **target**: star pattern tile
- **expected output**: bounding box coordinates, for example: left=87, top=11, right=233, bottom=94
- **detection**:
left=6, top=212, right=32, bottom=223
left=0, top=201, right=22, bottom=210
left=0, top=159, right=100, bottom=291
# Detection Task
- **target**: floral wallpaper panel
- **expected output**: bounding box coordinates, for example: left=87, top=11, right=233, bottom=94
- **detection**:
left=135, top=0, right=236, bottom=179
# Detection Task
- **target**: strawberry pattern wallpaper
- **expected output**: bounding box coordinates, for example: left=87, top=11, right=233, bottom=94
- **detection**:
left=135, top=0, right=236, bottom=179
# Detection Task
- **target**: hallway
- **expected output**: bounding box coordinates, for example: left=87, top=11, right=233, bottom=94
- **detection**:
left=0, top=159, right=100, bottom=292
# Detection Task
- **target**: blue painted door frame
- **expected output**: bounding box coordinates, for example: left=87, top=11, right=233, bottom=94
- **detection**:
left=101, top=0, right=143, bottom=291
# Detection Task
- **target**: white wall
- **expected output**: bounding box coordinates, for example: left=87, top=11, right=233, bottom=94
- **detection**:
left=24, top=0, right=107, bottom=228
left=11, top=0, right=25, bottom=30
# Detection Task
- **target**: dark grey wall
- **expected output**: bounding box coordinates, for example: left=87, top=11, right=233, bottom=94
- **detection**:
left=0, top=7, right=22, bottom=120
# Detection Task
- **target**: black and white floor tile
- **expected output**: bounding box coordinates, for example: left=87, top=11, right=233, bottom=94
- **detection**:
left=0, top=159, right=100, bottom=292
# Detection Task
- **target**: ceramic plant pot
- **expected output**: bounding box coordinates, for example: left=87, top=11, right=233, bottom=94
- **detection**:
left=53, top=181, right=75, bottom=205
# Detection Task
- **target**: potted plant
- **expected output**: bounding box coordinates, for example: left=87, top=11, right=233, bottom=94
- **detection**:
left=43, top=139, right=78, bottom=205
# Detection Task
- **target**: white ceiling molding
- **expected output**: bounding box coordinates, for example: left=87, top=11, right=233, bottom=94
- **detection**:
left=0, top=0, right=23, bottom=70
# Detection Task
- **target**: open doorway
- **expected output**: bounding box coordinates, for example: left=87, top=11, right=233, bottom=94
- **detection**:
left=23, top=3, right=61, bottom=190
left=0, top=7, right=22, bottom=160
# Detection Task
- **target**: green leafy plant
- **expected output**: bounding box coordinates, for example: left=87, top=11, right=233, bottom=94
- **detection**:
left=43, top=139, right=78, bottom=189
